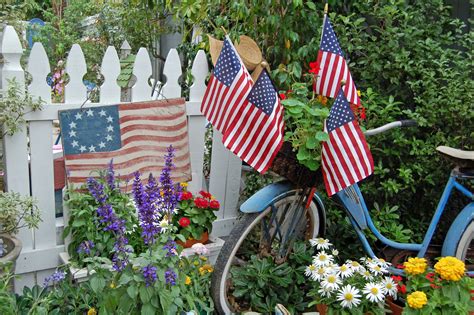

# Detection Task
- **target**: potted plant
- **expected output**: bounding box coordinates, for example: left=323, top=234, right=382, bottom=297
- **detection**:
left=174, top=184, right=220, bottom=248
left=305, top=238, right=395, bottom=314
left=390, top=256, right=474, bottom=314
left=0, top=191, right=41, bottom=272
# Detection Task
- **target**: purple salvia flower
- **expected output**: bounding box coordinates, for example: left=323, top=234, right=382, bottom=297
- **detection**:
left=158, top=146, right=181, bottom=217
left=43, top=270, right=66, bottom=287
left=86, top=177, right=107, bottom=204
left=106, top=159, right=116, bottom=191
left=77, top=240, right=95, bottom=255
left=132, top=171, right=145, bottom=209
left=142, top=264, right=157, bottom=287
left=133, top=172, right=161, bottom=245
left=163, top=239, right=177, bottom=257
left=164, top=268, right=177, bottom=286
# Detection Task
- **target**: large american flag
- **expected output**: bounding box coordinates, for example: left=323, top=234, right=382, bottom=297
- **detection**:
left=200, top=36, right=253, bottom=134
left=59, top=99, right=191, bottom=190
left=321, top=90, right=373, bottom=196
left=223, top=70, right=284, bottom=173
left=315, top=16, right=361, bottom=106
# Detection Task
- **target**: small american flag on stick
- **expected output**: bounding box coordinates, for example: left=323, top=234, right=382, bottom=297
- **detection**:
left=59, top=99, right=191, bottom=190
left=321, top=90, right=373, bottom=196
left=223, top=70, right=284, bottom=173
left=200, top=36, right=253, bottom=134
left=315, top=16, right=361, bottom=106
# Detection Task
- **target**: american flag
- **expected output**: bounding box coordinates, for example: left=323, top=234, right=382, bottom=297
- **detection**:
left=223, top=70, right=284, bottom=173
left=315, top=16, right=361, bottom=106
left=200, top=36, right=253, bottom=134
left=59, top=99, right=191, bottom=190
left=321, top=90, right=373, bottom=196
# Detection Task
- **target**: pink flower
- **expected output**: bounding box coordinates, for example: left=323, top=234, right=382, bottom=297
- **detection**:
left=191, top=243, right=209, bottom=256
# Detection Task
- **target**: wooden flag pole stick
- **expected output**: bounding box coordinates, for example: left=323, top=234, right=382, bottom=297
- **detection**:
left=324, top=2, right=329, bottom=14
left=221, top=26, right=228, bottom=35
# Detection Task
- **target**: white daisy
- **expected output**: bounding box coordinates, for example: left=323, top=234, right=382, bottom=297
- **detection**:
left=317, top=285, right=334, bottom=298
left=331, top=249, right=339, bottom=256
left=158, top=218, right=170, bottom=232
left=372, top=257, right=390, bottom=269
left=360, top=268, right=374, bottom=281
left=382, top=277, right=397, bottom=298
left=337, top=264, right=354, bottom=278
left=363, top=282, right=385, bottom=303
left=347, top=260, right=363, bottom=272
left=310, top=266, right=328, bottom=281
left=305, top=264, right=317, bottom=277
left=309, top=238, right=333, bottom=250
left=368, top=263, right=388, bottom=276
left=336, top=285, right=361, bottom=309
left=312, top=251, right=334, bottom=267
left=321, top=273, right=342, bottom=291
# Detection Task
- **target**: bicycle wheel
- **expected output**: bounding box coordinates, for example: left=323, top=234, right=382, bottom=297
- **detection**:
left=455, top=220, right=474, bottom=270
left=211, top=189, right=324, bottom=314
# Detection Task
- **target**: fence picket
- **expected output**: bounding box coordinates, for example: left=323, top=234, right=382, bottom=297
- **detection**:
left=161, top=49, right=182, bottom=99
left=131, top=48, right=152, bottom=102
left=0, top=25, right=35, bottom=290
left=100, top=46, right=121, bottom=104
left=65, top=44, right=87, bottom=104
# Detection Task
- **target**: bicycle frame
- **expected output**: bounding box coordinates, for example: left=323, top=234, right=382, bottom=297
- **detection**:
left=336, top=169, right=473, bottom=271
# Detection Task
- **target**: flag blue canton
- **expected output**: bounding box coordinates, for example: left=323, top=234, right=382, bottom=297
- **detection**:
left=247, top=71, right=276, bottom=116
left=320, top=18, right=344, bottom=56
left=59, top=105, right=121, bottom=155
left=327, top=90, right=355, bottom=132
left=213, top=38, right=241, bottom=86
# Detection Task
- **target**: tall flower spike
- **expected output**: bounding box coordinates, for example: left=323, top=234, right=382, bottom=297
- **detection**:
left=106, top=159, right=116, bottom=191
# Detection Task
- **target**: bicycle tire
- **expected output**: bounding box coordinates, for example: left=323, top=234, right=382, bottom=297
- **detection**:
left=455, top=220, right=474, bottom=269
left=211, top=189, right=324, bottom=314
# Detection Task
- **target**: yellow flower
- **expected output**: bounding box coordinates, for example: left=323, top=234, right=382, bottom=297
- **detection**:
left=434, top=256, right=465, bottom=281
left=109, top=281, right=116, bottom=289
left=193, top=260, right=200, bottom=266
left=404, top=257, right=427, bottom=275
left=200, top=256, right=208, bottom=261
left=87, top=308, right=97, bottom=315
left=285, top=39, right=291, bottom=49
left=185, top=276, right=192, bottom=285
left=180, top=182, right=188, bottom=188
left=357, top=90, right=361, bottom=97
left=407, top=291, right=428, bottom=309
left=199, top=264, right=214, bottom=275
left=317, top=95, right=328, bottom=106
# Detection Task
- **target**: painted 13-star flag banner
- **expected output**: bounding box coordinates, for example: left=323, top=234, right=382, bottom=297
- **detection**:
left=315, top=16, right=361, bottom=106
left=59, top=99, right=191, bottom=190
left=321, top=90, right=373, bottom=196
left=223, top=70, right=284, bottom=173
left=200, top=36, right=253, bottom=134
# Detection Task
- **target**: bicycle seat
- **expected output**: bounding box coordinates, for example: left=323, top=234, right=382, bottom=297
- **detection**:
left=436, top=146, right=474, bottom=169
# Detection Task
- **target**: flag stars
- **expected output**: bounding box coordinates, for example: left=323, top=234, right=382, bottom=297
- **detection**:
left=106, top=116, right=113, bottom=123
left=98, top=142, right=106, bottom=148
left=99, top=109, right=107, bottom=116
left=75, top=112, right=82, bottom=120
left=79, top=145, right=86, bottom=152
left=71, top=140, right=78, bottom=147
left=106, top=135, right=113, bottom=141
left=88, top=145, right=96, bottom=152
left=69, top=130, right=77, bottom=137
left=86, top=109, right=94, bottom=117
left=107, top=125, right=114, bottom=132
left=69, top=121, right=77, bottom=129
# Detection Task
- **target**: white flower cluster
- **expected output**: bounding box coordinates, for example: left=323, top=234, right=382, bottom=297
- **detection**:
left=305, top=238, right=397, bottom=309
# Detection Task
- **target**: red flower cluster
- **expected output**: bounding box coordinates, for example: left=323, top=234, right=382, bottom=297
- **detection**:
left=194, top=197, right=209, bottom=209
left=209, top=200, right=220, bottom=209
left=199, top=190, right=212, bottom=199
left=391, top=275, right=406, bottom=294
left=180, top=191, right=193, bottom=201
left=178, top=217, right=191, bottom=228
left=309, top=61, right=320, bottom=74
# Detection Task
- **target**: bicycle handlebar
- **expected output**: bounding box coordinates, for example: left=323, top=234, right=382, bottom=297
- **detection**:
left=364, top=119, right=417, bottom=137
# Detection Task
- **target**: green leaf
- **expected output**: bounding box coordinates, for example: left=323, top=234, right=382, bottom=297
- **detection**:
left=90, top=276, right=105, bottom=293
left=315, top=131, right=329, bottom=142
left=139, top=285, right=153, bottom=304
left=281, top=98, right=305, bottom=107
left=306, top=137, right=318, bottom=149
left=141, top=303, right=155, bottom=315
left=127, top=285, right=138, bottom=299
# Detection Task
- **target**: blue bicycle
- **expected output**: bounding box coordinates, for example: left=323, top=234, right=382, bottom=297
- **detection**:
left=211, top=120, right=474, bottom=314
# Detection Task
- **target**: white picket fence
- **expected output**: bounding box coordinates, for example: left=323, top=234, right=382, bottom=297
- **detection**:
left=0, top=25, right=242, bottom=291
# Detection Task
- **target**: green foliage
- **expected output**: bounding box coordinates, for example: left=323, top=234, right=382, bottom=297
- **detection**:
left=230, top=242, right=313, bottom=313
left=63, top=172, right=144, bottom=268
left=0, top=191, right=40, bottom=236
left=0, top=79, right=43, bottom=138
left=0, top=266, right=17, bottom=315
left=240, top=169, right=275, bottom=201
left=369, top=202, right=413, bottom=244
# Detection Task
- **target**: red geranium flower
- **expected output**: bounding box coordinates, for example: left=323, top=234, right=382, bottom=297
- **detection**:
left=391, top=275, right=403, bottom=283
left=309, top=61, right=320, bottom=74
left=279, top=93, right=286, bottom=100
left=194, top=197, right=209, bottom=208
left=178, top=217, right=191, bottom=228
left=180, top=191, right=193, bottom=201
left=397, top=284, right=407, bottom=294
left=199, top=190, right=212, bottom=199
left=209, top=200, right=220, bottom=209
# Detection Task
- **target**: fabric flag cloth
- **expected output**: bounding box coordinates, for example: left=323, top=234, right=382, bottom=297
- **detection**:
left=200, top=36, right=253, bottom=134
left=223, top=70, right=284, bottom=174
left=321, top=90, right=373, bottom=196
left=59, top=98, right=191, bottom=190
left=314, top=16, right=361, bottom=106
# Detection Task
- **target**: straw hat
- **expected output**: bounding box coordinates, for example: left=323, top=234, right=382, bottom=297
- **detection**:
left=208, top=34, right=263, bottom=71
left=250, top=60, right=270, bottom=82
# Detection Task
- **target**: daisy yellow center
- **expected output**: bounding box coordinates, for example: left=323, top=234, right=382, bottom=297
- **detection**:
left=319, top=255, right=327, bottom=261
left=374, top=266, right=381, bottom=271
left=345, top=293, right=354, bottom=300
left=371, top=288, right=379, bottom=294
left=341, top=265, right=348, bottom=271
left=309, top=265, right=316, bottom=271
left=386, top=283, right=393, bottom=289
left=364, top=271, right=370, bottom=276
left=318, top=239, right=326, bottom=244
left=351, top=262, right=359, bottom=267
left=318, top=268, right=325, bottom=275
left=328, top=275, right=336, bottom=283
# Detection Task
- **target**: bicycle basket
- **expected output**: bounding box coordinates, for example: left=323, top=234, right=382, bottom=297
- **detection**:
left=269, top=142, right=322, bottom=188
